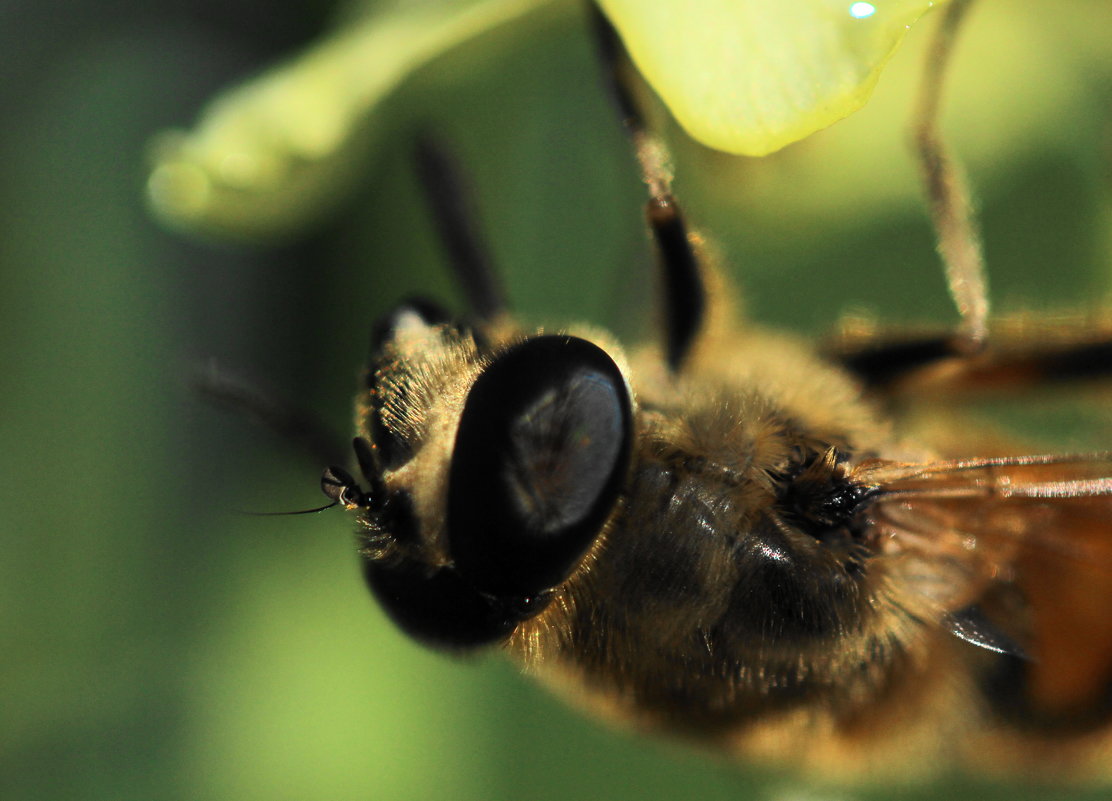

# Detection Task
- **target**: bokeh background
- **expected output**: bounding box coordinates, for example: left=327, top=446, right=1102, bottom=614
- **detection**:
left=4, top=1, right=1112, bottom=799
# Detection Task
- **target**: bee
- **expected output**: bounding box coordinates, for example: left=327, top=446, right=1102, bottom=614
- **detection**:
left=234, top=0, right=1112, bottom=783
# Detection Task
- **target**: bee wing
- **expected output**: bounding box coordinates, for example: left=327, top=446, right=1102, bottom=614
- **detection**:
left=862, top=454, right=1112, bottom=716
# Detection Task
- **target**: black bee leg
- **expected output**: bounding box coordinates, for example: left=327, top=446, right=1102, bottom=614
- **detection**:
left=913, top=0, right=988, bottom=350
left=590, top=4, right=706, bottom=373
left=414, top=134, right=507, bottom=322
left=824, top=331, right=975, bottom=390
left=825, top=321, right=1112, bottom=398
left=191, top=361, right=349, bottom=468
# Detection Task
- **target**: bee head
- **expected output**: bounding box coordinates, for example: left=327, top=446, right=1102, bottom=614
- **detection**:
left=338, top=300, right=634, bottom=649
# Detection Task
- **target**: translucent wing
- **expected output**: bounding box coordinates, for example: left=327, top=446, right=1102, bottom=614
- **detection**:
left=859, top=454, right=1112, bottom=719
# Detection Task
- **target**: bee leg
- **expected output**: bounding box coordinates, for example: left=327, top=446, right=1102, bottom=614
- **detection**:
left=913, top=0, right=988, bottom=349
left=590, top=4, right=706, bottom=373
left=827, top=322, right=1112, bottom=397
left=191, top=361, right=349, bottom=468
left=824, top=0, right=1000, bottom=393
left=413, top=134, right=507, bottom=323
left=823, top=330, right=974, bottom=390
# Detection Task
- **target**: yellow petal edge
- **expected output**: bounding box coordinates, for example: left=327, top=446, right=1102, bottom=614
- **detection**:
left=599, top=0, right=945, bottom=156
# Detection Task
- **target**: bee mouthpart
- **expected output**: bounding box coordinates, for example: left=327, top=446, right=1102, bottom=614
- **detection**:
left=321, top=465, right=370, bottom=509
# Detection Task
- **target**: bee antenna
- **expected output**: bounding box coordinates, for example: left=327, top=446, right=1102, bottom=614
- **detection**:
left=321, top=465, right=371, bottom=509
left=235, top=501, right=341, bottom=517
left=232, top=463, right=372, bottom=517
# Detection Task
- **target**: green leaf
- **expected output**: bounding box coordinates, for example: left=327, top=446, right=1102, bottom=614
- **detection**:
left=146, top=0, right=555, bottom=241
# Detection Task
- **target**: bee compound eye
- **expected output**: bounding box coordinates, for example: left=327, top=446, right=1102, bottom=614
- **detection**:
left=447, top=335, right=633, bottom=597
left=361, top=490, right=552, bottom=649
left=363, top=558, right=528, bottom=649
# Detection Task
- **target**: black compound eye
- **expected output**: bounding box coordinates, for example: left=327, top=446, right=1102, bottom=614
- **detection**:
left=364, top=558, right=536, bottom=649
left=448, top=335, right=633, bottom=597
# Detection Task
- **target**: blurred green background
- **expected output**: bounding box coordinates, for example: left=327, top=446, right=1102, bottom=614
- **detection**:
left=3, top=1, right=1112, bottom=800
